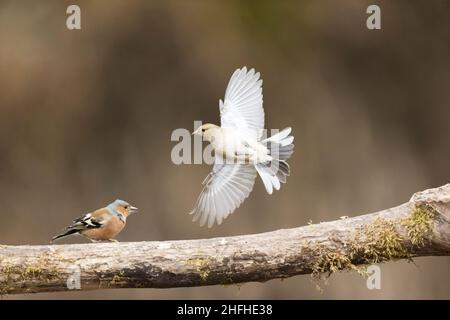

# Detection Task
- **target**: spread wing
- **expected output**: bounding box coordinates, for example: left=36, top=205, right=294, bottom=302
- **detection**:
left=220, top=67, right=264, bottom=138
left=190, top=163, right=257, bottom=227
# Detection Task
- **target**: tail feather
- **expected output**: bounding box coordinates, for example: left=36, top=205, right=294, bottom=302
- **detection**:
left=263, top=127, right=292, bottom=144
left=256, top=127, right=294, bottom=194
left=51, top=229, right=79, bottom=242
left=265, top=128, right=294, bottom=161
left=276, top=143, right=294, bottom=160
left=255, top=164, right=274, bottom=194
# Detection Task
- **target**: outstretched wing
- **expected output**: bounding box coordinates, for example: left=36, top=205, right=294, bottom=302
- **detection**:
left=190, top=163, right=257, bottom=227
left=220, top=67, right=264, bottom=138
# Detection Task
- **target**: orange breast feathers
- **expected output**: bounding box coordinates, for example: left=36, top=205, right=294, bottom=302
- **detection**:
left=81, top=215, right=126, bottom=241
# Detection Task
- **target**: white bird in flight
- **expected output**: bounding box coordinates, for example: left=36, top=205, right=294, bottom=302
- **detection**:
left=191, top=67, right=294, bottom=227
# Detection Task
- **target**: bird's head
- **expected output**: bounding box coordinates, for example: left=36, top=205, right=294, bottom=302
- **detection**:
left=192, top=123, right=219, bottom=142
left=108, top=199, right=138, bottom=217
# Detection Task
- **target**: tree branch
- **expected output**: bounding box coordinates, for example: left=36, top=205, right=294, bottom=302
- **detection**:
left=1, top=184, right=449, bottom=294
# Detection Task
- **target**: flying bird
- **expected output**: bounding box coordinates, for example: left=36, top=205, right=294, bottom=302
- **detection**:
left=51, top=199, right=138, bottom=242
left=190, top=67, right=294, bottom=227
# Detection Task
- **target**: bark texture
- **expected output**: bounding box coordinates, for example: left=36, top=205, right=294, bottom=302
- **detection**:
left=1, top=184, right=449, bottom=294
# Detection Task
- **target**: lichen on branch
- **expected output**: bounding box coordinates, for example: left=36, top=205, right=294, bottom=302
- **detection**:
left=311, top=203, right=440, bottom=286
left=0, top=184, right=448, bottom=295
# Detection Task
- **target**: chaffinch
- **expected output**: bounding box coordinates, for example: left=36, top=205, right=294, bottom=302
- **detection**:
left=51, top=199, right=138, bottom=243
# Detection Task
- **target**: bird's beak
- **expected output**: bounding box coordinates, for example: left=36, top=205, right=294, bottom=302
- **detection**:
left=192, top=127, right=201, bottom=136
left=130, top=206, right=139, bottom=214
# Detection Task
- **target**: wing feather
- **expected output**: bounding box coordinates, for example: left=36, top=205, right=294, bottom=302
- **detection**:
left=190, top=164, right=257, bottom=227
left=220, top=67, right=264, bottom=137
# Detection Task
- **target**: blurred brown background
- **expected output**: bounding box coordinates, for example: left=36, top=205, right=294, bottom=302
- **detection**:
left=1, top=0, right=449, bottom=299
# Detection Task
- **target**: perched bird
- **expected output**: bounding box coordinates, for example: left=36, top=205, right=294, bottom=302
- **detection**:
left=190, top=67, right=294, bottom=227
left=51, top=199, right=138, bottom=242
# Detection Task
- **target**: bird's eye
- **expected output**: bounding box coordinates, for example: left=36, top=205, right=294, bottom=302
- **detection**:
left=202, top=129, right=206, bottom=132
left=124, top=205, right=129, bottom=209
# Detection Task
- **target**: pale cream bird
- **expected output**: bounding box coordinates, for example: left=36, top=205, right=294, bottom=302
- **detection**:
left=191, top=67, right=294, bottom=227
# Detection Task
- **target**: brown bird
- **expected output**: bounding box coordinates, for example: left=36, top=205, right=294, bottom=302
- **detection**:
left=51, top=199, right=138, bottom=242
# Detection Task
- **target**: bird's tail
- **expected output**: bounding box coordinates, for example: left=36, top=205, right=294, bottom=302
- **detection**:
left=256, top=127, right=294, bottom=194
left=51, top=229, right=79, bottom=242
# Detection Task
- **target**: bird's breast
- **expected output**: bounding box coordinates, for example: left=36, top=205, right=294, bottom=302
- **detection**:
left=82, top=216, right=125, bottom=240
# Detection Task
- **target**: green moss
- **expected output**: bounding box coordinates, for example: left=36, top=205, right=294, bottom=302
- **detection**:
left=109, top=270, right=128, bottom=287
left=23, top=266, right=44, bottom=278
left=186, top=257, right=211, bottom=281
left=310, top=204, right=438, bottom=290
left=0, top=251, right=63, bottom=294
left=312, top=217, right=409, bottom=282
left=312, top=251, right=361, bottom=281
left=1, top=263, right=14, bottom=276
left=350, top=218, right=410, bottom=264
left=22, top=251, right=61, bottom=282
left=402, top=204, right=436, bottom=246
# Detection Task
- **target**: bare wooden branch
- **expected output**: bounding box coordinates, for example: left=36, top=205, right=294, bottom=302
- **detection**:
left=1, top=184, right=449, bottom=294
